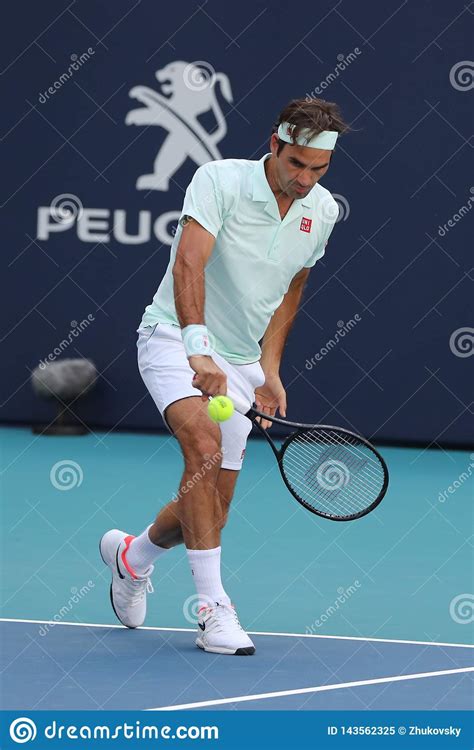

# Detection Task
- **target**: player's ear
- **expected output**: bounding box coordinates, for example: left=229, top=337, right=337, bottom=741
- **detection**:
left=270, top=133, right=280, bottom=156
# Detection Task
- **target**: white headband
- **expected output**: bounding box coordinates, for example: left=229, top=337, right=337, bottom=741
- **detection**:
left=277, top=121, right=338, bottom=150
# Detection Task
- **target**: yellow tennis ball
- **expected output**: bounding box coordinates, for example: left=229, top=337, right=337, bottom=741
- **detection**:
left=208, top=395, right=234, bottom=423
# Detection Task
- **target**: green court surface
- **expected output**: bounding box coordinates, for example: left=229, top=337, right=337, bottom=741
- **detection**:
left=1, top=426, right=473, bottom=645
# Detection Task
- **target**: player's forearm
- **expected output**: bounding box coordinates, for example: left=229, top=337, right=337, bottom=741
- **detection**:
left=260, top=280, right=305, bottom=374
left=172, top=257, right=206, bottom=327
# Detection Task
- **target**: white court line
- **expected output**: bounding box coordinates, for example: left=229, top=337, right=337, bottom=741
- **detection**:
left=148, top=667, right=474, bottom=711
left=0, top=617, right=473, bottom=649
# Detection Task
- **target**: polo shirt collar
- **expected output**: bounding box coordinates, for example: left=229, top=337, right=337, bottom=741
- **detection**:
left=252, top=153, right=312, bottom=210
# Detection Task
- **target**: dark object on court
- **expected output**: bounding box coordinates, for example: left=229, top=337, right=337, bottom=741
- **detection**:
left=31, top=358, right=97, bottom=435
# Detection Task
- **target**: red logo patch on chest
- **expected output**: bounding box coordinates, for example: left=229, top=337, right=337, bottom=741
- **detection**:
left=300, top=217, right=312, bottom=233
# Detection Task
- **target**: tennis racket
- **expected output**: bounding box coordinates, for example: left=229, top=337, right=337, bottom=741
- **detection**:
left=231, top=397, right=389, bottom=521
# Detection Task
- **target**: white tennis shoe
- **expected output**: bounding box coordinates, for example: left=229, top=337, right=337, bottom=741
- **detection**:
left=99, top=528, right=153, bottom=629
left=196, top=603, right=255, bottom=655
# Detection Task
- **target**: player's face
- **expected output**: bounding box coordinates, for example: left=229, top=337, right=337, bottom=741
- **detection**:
left=270, top=135, right=332, bottom=199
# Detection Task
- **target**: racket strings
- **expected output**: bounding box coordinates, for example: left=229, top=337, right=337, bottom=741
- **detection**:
left=295, top=432, right=383, bottom=490
left=283, top=450, right=376, bottom=517
left=283, top=448, right=381, bottom=515
left=281, top=428, right=385, bottom=519
left=297, top=430, right=383, bottom=484
left=292, top=432, right=383, bottom=495
left=284, top=445, right=380, bottom=512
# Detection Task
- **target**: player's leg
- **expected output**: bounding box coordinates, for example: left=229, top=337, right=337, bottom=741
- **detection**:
left=172, top=406, right=256, bottom=654
left=191, top=469, right=256, bottom=655
left=128, top=321, right=258, bottom=557
left=106, top=467, right=238, bottom=631
left=141, top=396, right=254, bottom=654
left=98, top=395, right=223, bottom=629
left=215, top=468, right=241, bottom=529
left=164, top=396, right=223, bottom=549
left=145, top=467, right=240, bottom=548
left=163, top=397, right=240, bottom=618
left=100, top=323, right=256, bottom=645
left=126, top=339, right=256, bottom=562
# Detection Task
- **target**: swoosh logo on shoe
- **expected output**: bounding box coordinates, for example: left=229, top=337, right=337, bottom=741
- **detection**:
left=115, top=547, right=124, bottom=579
left=198, top=622, right=205, bottom=631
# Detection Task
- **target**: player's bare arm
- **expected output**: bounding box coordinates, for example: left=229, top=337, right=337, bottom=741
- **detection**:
left=173, top=217, right=227, bottom=400
left=256, top=266, right=311, bottom=428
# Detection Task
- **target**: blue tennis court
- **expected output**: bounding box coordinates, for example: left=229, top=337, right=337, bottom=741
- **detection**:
left=0, top=620, right=473, bottom=711
left=1, top=427, right=472, bottom=712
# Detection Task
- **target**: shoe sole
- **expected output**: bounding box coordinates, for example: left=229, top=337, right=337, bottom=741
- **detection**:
left=196, top=639, right=255, bottom=656
left=99, top=535, right=136, bottom=630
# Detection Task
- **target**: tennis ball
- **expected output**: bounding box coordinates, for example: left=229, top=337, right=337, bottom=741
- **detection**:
left=208, top=395, right=234, bottom=423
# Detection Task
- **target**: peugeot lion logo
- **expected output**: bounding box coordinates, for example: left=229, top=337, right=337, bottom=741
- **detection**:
left=38, top=60, right=233, bottom=245
left=125, top=60, right=233, bottom=191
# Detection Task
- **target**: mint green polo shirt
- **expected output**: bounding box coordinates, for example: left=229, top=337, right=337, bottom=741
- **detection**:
left=140, top=153, right=338, bottom=364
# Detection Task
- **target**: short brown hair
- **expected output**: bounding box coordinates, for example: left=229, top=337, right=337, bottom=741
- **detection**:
left=272, top=98, right=350, bottom=154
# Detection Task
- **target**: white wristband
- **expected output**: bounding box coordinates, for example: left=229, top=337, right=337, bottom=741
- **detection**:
left=182, top=324, right=213, bottom=358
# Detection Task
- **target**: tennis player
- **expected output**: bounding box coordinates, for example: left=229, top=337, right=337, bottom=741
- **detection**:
left=100, top=97, right=348, bottom=655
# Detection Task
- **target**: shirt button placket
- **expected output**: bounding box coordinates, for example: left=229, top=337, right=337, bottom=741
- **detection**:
left=267, top=223, right=282, bottom=260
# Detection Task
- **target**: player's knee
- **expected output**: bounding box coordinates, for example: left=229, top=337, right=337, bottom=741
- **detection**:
left=184, top=433, right=222, bottom=471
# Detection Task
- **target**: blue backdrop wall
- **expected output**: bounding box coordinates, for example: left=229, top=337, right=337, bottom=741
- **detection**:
left=1, top=0, right=472, bottom=445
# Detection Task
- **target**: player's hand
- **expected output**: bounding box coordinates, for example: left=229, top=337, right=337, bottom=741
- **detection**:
left=190, top=356, right=227, bottom=402
left=254, top=374, right=287, bottom=429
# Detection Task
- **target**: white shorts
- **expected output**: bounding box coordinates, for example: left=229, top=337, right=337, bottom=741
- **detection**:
left=136, top=323, right=266, bottom=470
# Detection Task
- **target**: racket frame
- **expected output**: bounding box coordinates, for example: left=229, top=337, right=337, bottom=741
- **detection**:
left=246, top=405, right=389, bottom=521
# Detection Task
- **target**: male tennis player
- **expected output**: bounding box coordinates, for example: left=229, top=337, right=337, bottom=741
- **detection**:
left=100, top=97, right=348, bottom=655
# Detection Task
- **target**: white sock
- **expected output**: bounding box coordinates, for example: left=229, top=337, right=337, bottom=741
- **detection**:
left=127, top=525, right=169, bottom=574
left=187, top=546, right=231, bottom=610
